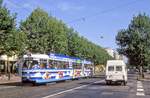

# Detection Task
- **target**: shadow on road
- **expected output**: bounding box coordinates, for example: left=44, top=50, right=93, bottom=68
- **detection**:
left=92, top=82, right=106, bottom=86
left=0, top=82, right=22, bottom=86
left=92, top=82, right=124, bottom=86
left=92, top=75, right=105, bottom=78
left=79, top=82, right=92, bottom=85
left=0, top=82, right=40, bottom=87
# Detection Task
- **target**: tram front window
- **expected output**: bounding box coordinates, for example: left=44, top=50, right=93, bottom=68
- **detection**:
left=23, top=60, right=39, bottom=69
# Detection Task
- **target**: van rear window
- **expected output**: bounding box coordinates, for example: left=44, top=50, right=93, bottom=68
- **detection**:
left=116, top=66, right=122, bottom=71
left=108, top=66, right=114, bottom=71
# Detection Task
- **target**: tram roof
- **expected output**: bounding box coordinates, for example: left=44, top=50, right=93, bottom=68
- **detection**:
left=48, top=53, right=92, bottom=64
left=23, top=53, right=92, bottom=64
left=48, top=53, right=81, bottom=60
left=23, top=54, right=49, bottom=59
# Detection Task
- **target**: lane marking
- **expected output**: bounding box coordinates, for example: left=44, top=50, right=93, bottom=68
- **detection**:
left=136, top=92, right=145, bottom=96
left=42, top=79, right=104, bottom=98
left=42, top=85, right=88, bottom=98
left=137, top=84, right=143, bottom=86
left=137, top=85, right=143, bottom=88
left=0, top=86, right=17, bottom=90
left=136, top=81, right=145, bottom=96
left=101, top=92, right=113, bottom=95
left=137, top=88, right=144, bottom=92
left=94, top=80, right=105, bottom=84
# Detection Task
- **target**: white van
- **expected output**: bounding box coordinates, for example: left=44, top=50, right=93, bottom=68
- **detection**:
left=105, top=60, right=127, bottom=85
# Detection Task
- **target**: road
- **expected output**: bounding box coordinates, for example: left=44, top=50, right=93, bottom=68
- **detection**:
left=0, top=74, right=150, bottom=98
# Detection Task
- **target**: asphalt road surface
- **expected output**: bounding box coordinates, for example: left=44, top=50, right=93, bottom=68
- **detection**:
left=0, top=74, right=150, bottom=98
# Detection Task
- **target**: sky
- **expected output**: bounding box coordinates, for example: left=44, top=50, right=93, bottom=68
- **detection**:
left=3, top=0, right=150, bottom=49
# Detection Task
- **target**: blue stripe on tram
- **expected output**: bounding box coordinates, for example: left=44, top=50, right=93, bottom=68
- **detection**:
left=27, top=76, right=72, bottom=83
left=36, top=77, right=73, bottom=83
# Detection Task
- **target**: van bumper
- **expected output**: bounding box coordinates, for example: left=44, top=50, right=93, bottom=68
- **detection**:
left=105, top=79, right=127, bottom=85
left=105, top=79, right=125, bottom=82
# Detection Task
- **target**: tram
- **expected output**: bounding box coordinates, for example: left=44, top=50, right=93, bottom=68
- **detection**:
left=19, top=53, right=93, bottom=84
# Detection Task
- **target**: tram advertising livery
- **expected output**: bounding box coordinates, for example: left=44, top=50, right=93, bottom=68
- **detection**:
left=20, top=53, right=93, bottom=84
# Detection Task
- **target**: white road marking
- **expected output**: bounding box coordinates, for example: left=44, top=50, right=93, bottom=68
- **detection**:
left=101, top=92, right=113, bottom=95
left=136, top=92, right=145, bottom=96
left=42, top=79, right=104, bottom=98
left=136, top=81, right=145, bottom=96
left=0, top=86, right=17, bottom=90
left=137, top=85, right=143, bottom=88
left=137, top=88, right=144, bottom=92
left=42, top=85, right=88, bottom=98
left=94, top=80, right=105, bottom=83
left=137, top=83, right=143, bottom=85
left=137, top=81, right=142, bottom=83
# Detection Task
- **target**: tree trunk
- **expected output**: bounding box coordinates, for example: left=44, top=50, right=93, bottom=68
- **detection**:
left=139, top=65, right=144, bottom=79
left=4, top=60, right=7, bottom=74
left=93, top=64, right=95, bottom=75
left=7, top=57, right=11, bottom=80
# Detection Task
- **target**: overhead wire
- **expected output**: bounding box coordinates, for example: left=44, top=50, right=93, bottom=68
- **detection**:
left=6, top=0, right=141, bottom=25
left=67, top=0, right=140, bottom=24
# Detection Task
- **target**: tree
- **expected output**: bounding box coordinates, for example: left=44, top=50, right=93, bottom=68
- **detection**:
left=0, top=0, right=27, bottom=79
left=20, top=8, right=50, bottom=53
left=20, top=7, right=111, bottom=70
left=116, top=14, right=150, bottom=78
left=0, top=1, right=15, bottom=79
left=20, top=8, right=68, bottom=54
left=47, top=19, right=68, bottom=54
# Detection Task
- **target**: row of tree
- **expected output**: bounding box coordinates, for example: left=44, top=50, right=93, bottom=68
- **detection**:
left=0, top=0, right=112, bottom=78
left=116, top=13, right=150, bottom=78
left=20, top=8, right=112, bottom=64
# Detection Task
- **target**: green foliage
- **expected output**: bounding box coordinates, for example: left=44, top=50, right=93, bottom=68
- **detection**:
left=20, top=8, right=68, bottom=54
left=116, top=13, right=150, bottom=68
left=0, top=0, right=27, bottom=78
left=0, top=3, right=26, bottom=56
left=67, top=28, right=112, bottom=64
left=0, top=5, right=111, bottom=67
left=20, top=7, right=111, bottom=65
left=0, top=3, right=16, bottom=56
left=20, top=8, right=50, bottom=53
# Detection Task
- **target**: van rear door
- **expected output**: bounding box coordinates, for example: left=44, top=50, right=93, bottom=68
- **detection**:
left=106, top=65, right=124, bottom=81
left=114, top=65, right=124, bottom=80
left=106, top=65, right=116, bottom=80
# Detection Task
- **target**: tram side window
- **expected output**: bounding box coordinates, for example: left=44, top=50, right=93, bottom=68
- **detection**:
left=48, top=60, right=69, bottom=69
left=47, top=61, right=53, bottom=69
left=85, top=64, right=91, bottom=69
left=56, top=61, right=65, bottom=69
left=64, top=62, right=69, bottom=69
left=73, top=63, right=81, bottom=69
left=60, top=62, right=69, bottom=69
left=48, top=60, right=57, bottom=69
left=39, top=59, right=47, bottom=69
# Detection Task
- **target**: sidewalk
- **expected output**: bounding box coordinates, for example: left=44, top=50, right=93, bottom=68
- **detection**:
left=144, top=73, right=150, bottom=80
left=0, top=74, right=21, bottom=84
left=137, top=73, right=150, bottom=81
